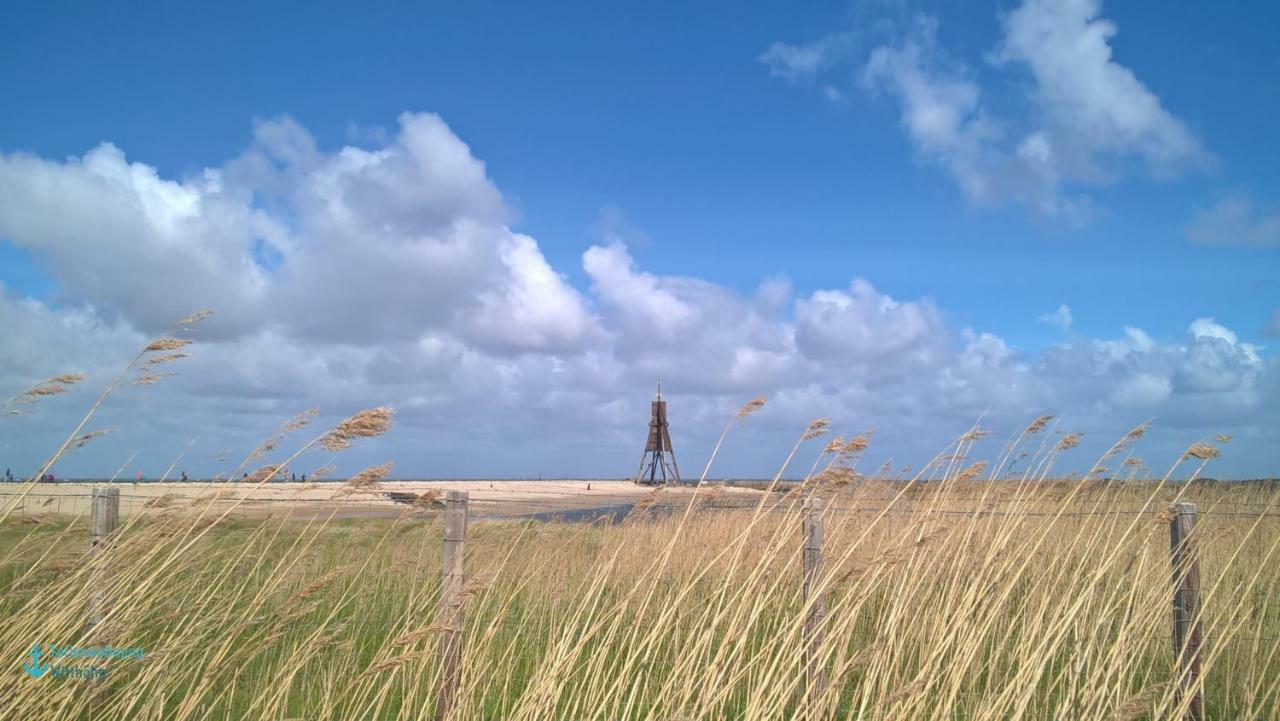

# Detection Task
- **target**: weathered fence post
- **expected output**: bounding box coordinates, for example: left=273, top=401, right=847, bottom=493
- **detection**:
left=435, top=490, right=469, bottom=721
left=86, top=486, right=120, bottom=634
left=802, top=496, right=827, bottom=717
left=1170, top=502, right=1204, bottom=721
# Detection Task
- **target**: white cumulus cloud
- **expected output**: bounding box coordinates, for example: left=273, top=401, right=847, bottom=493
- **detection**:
left=0, top=113, right=1275, bottom=478
left=772, top=0, right=1211, bottom=217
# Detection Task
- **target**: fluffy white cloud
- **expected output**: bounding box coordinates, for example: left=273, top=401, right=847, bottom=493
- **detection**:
left=1176, top=319, right=1262, bottom=394
left=777, top=0, right=1210, bottom=216
left=795, top=279, right=943, bottom=363
left=0, top=112, right=590, bottom=352
left=583, top=243, right=699, bottom=344
left=466, top=234, right=595, bottom=353
left=993, top=0, right=1210, bottom=179
left=1186, top=197, right=1280, bottom=248
left=0, top=113, right=1276, bottom=479
left=584, top=243, right=800, bottom=394
left=1033, top=320, right=1268, bottom=433
left=0, top=144, right=272, bottom=337
left=862, top=15, right=1090, bottom=217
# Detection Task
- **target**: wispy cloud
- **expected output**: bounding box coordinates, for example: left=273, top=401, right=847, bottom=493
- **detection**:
left=765, top=0, right=1212, bottom=217
left=1186, top=197, right=1280, bottom=248
left=1038, top=304, right=1074, bottom=331
left=758, top=33, right=854, bottom=82
left=1264, top=310, right=1280, bottom=339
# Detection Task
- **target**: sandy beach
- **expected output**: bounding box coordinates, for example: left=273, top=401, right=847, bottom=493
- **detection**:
left=0, top=480, right=757, bottom=520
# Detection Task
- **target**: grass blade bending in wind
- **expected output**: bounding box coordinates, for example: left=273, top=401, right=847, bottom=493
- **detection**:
left=768, top=418, right=829, bottom=491
left=697, top=396, right=767, bottom=486
left=0, top=373, right=86, bottom=419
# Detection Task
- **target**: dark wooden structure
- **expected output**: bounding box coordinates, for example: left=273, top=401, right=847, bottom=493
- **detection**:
left=1170, top=502, right=1204, bottom=721
left=635, top=381, right=680, bottom=485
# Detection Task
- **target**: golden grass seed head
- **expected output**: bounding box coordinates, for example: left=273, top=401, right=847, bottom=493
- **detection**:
left=283, top=409, right=318, bottom=432
left=413, top=490, right=443, bottom=509
left=955, top=461, right=987, bottom=482
left=391, top=624, right=453, bottom=647
left=844, top=435, right=871, bottom=454
left=735, top=396, right=767, bottom=419
left=15, top=373, right=86, bottom=404
left=358, top=651, right=431, bottom=678
left=175, top=310, right=213, bottom=326
left=247, top=409, right=321, bottom=462
left=145, top=353, right=191, bottom=366
left=245, top=464, right=282, bottom=483
left=1114, top=684, right=1167, bottom=721
left=1184, top=442, right=1220, bottom=460
left=71, top=429, right=114, bottom=449
left=347, top=461, right=395, bottom=489
left=1056, top=432, right=1084, bottom=451
left=1024, top=414, right=1053, bottom=435
left=1122, top=424, right=1148, bottom=443
left=24, top=384, right=71, bottom=398
left=246, top=439, right=278, bottom=462
left=320, top=407, right=394, bottom=451
left=814, top=466, right=858, bottom=489
left=802, top=418, right=830, bottom=441
left=144, top=338, right=193, bottom=353
left=283, top=567, right=346, bottom=607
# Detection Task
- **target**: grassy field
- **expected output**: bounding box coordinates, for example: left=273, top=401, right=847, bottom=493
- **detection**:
left=2, top=477, right=1279, bottom=720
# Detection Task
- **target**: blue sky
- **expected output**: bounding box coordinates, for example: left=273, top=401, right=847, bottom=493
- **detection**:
left=1, top=0, right=1277, bottom=478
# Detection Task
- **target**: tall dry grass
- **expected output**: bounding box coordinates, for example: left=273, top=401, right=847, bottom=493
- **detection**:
left=2, top=463, right=1279, bottom=719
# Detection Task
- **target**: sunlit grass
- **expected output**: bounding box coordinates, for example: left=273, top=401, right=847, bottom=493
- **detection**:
left=2, top=477, right=1279, bottom=720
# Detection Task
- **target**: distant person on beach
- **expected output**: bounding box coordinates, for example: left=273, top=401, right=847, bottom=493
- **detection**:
left=181, top=471, right=188, bottom=482
left=4, top=468, right=11, bottom=482
left=137, top=470, right=143, bottom=482
left=301, top=474, right=306, bottom=483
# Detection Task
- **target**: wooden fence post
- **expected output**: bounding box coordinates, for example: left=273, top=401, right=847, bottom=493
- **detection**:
left=1170, top=502, right=1204, bottom=721
left=86, top=486, right=120, bottom=634
left=435, top=490, right=469, bottom=721
left=803, top=496, right=827, bottom=717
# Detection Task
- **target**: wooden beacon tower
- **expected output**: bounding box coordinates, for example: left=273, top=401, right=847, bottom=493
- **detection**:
left=635, top=381, right=681, bottom=486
